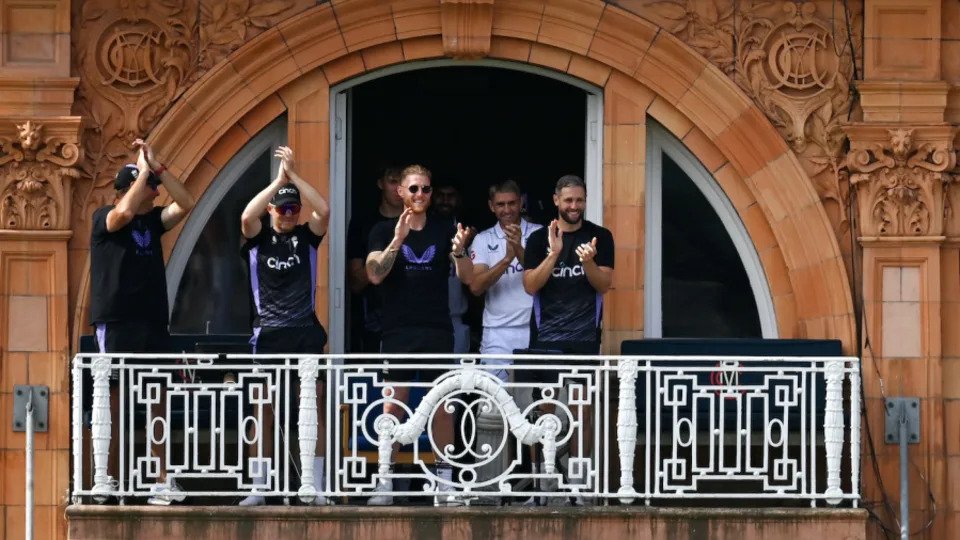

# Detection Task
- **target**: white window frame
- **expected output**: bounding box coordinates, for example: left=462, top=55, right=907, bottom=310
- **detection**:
left=643, top=120, right=778, bottom=338
left=328, top=59, right=603, bottom=353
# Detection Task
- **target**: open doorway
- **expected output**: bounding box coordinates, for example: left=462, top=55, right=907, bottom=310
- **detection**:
left=334, top=64, right=600, bottom=353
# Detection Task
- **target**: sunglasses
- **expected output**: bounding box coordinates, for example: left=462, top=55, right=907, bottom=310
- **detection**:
left=407, top=185, right=432, bottom=194
left=276, top=203, right=301, bottom=215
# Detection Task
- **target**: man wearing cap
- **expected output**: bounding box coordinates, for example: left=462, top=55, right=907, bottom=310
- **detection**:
left=89, top=138, right=196, bottom=505
left=238, top=146, right=331, bottom=506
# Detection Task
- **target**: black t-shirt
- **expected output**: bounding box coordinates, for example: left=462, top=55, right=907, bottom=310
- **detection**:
left=242, top=223, right=324, bottom=328
left=347, top=207, right=395, bottom=332
left=89, top=205, right=169, bottom=325
left=368, top=216, right=454, bottom=333
left=524, top=220, right=615, bottom=351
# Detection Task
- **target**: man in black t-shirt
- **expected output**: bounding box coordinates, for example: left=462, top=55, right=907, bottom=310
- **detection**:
left=364, top=164, right=474, bottom=506
left=522, top=174, right=614, bottom=504
left=346, top=167, right=403, bottom=352
left=238, top=146, right=331, bottom=506
left=89, top=139, right=196, bottom=505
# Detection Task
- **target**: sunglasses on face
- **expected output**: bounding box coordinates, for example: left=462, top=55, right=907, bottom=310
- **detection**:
left=276, top=203, right=301, bottom=215
left=406, top=185, right=432, bottom=194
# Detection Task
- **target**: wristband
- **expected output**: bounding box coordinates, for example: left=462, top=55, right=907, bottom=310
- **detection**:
left=452, top=250, right=466, bottom=259
left=153, top=163, right=167, bottom=175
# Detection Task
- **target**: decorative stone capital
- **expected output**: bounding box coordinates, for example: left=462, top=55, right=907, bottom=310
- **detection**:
left=440, top=0, right=494, bottom=59
left=0, top=117, right=83, bottom=230
left=843, top=124, right=958, bottom=238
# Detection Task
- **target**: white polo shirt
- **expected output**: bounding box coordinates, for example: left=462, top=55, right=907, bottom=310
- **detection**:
left=469, top=219, right=542, bottom=328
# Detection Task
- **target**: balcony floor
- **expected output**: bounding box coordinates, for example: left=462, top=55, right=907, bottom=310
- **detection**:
left=67, top=505, right=867, bottom=539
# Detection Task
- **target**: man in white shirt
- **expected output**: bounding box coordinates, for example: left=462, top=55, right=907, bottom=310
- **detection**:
left=461, top=180, right=540, bottom=503
left=465, top=180, right=542, bottom=380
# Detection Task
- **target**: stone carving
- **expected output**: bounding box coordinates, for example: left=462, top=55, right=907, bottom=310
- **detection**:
left=70, top=0, right=311, bottom=237
left=640, top=0, right=860, bottom=235
left=846, top=128, right=957, bottom=236
left=440, top=0, right=495, bottom=59
left=0, top=120, right=81, bottom=230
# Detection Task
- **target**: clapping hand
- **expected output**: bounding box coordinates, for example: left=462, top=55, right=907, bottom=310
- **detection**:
left=274, top=146, right=294, bottom=182
left=451, top=222, right=470, bottom=257
left=133, top=139, right=158, bottom=170
left=394, top=208, right=413, bottom=242
left=547, top=219, right=563, bottom=255
left=503, top=223, right=522, bottom=260
left=575, top=237, right=598, bottom=263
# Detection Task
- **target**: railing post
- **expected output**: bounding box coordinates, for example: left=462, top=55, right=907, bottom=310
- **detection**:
left=539, top=415, right=560, bottom=475
left=849, top=360, right=861, bottom=506
left=297, top=357, right=319, bottom=504
left=824, top=359, right=844, bottom=505
left=617, top=358, right=639, bottom=503
left=90, top=356, right=113, bottom=503
left=71, top=359, right=83, bottom=504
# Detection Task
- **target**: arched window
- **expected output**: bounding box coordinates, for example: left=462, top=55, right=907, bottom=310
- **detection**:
left=167, top=118, right=287, bottom=334
left=644, top=121, right=776, bottom=338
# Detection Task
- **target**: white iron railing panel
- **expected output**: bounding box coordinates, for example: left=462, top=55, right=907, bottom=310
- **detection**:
left=69, top=353, right=861, bottom=506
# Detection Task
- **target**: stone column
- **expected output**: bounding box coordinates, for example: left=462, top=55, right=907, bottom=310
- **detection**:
left=0, top=0, right=82, bottom=538
left=848, top=2, right=960, bottom=527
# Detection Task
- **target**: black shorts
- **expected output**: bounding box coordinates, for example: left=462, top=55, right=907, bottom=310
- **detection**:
left=94, top=321, right=171, bottom=385
left=251, top=325, right=328, bottom=380
left=380, top=327, right=453, bottom=383
left=515, top=341, right=601, bottom=384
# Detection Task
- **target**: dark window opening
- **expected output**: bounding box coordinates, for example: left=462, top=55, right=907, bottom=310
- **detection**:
left=660, top=153, right=762, bottom=338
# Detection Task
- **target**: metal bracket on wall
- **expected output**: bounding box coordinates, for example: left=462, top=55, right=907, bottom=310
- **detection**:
left=12, top=385, right=49, bottom=433
left=884, top=397, right=920, bottom=444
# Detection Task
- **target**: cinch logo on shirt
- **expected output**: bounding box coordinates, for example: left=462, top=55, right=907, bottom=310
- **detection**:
left=402, top=245, right=436, bottom=271
left=267, top=254, right=301, bottom=270
left=506, top=261, right=524, bottom=274
left=552, top=262, right=584, bottom=278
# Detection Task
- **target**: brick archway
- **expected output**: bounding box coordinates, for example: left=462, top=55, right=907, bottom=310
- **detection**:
left=73, top=0, right=855, bottom=349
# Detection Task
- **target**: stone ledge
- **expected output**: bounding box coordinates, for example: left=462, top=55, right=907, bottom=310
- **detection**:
left=67, top=505, right=867, bottom=540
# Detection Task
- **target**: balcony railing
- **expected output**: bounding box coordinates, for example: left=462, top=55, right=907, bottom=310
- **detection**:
left=70, top=353, right=861, bottom=506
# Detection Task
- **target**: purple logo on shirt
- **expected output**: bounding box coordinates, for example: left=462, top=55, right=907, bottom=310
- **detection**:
left=401, top=245, right=436, bottom=265
left=132, top=228, right=153, bottom=256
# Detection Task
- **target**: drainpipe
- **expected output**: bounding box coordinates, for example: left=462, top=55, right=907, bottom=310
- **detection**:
left=25, top=389, right=34, bottom=540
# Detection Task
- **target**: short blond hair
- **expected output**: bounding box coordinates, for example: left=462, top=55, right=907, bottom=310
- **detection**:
left=401, top=164, right=431, bottom=183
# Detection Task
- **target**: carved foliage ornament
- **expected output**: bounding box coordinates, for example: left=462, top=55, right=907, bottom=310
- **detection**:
left=71, top=0, right=309, bottom=232
left=846, top=129, right=957, bottom=237
left=642, top=0, right=859, bottom=235
left=0, top=121, right=81, bottom=230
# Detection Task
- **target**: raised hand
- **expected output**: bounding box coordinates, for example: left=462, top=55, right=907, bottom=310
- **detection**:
left=451, top=222, right=470, bottom=256
left=132, top=139, right=157, bottom=169
left=547, top=219, right=563, bottom=255
left=136, top=146, right=150, bottom=173
left=394, top=207, right=413, bottom=242
left=575, top=237, right=598, bottom=263
left=503, top=223, right=522, bottom=260
left=274, top=146, right=294, bottom=180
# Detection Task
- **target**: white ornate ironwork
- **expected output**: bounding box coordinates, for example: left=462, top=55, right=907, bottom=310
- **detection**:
left=70, top=352, right=862, bottom=506
left=297, top=357, right=320, bottom=504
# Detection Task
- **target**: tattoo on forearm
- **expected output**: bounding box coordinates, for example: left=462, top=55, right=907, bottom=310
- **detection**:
left=370, top=250, right=398, bottom=278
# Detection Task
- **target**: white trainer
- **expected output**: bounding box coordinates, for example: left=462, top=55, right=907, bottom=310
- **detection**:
left=366, top=478, right=393, bottom=506
left=147, top=479, right=186, bottom=506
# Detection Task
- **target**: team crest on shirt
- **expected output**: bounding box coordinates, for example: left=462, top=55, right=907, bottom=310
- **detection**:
left=292, top=235, right=299, bottom=249
left=402, top=244, right=436, bottom=271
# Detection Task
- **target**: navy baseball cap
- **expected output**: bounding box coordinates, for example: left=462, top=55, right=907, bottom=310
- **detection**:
left=114, top=164, right=160, bottom=190
left=271, top=185, right=301, bottom=206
